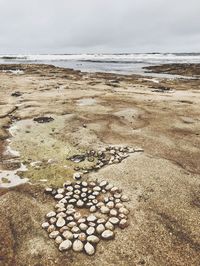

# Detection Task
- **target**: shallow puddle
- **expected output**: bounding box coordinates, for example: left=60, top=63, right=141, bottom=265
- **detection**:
left=0, top=163, right=28, bottom=188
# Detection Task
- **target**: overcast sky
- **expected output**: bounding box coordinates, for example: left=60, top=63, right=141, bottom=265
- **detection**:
left=0, top=0, right=200, bottom=54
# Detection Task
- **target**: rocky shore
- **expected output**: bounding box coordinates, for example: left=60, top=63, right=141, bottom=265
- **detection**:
left=144, top=63, right=200, bottom=77
left=0, top=64, right=200, bottom=266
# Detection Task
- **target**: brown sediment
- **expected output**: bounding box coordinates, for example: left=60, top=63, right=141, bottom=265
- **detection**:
left=0, top=64, right=200, bottom=265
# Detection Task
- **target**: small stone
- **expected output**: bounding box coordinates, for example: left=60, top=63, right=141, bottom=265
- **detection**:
left=77, top=200, right=84, bottom=207
left=67, top=222, right=77, bottom=228
left=109, top=217, right=119, bottom=225
left=49, top=231, right=60, bottom=239
left=105, top=222, right=114, bottom=231
left=121, top=195, right=129, bottom=202
left=74, top=194, right=80, bottom=200
left=90, top=206, right=97, bottom=212
left=81, top=193, right=87, bottom=198
left=84, top=242, right=95, bottom=256
left=118, top=213, right=127, bottom=219
left=78, top=232, right=87, bottom=241
left=110, top=209, right=118, bottom=216
left=96, top=202, right=104, bottom=208
left=55, top=236, right=63, bottom=245
left=97, top=218, right=106, bottom=224
left=49, top=217, right=57, bottom=224
left=114, top=193, right=121, bottom=199
left=42, top=222, right=49, bottom=229
left=73, top=240, right=84, bottom=252
left=45, top=187, right=53, bottom=193
left=59, top=226, right=69, bottom=233
left=134, top=148, right=144, bottom=152
left=86, top=227, right=95, bottom=235
left=88, top=222, right=96, bottom=227
left=115, top=199, right=121, bottom=203
left=47, top=225, right=56, bottom=233
left=66, top=209, right=76, bottom=215
left=55, top=194, right=64, bottom=200
left=55, top=202, right=65, bottom=209
left=79, top=223, right=88, bottom=231
left=74, top=189, right=81, bottom=195
left=106, top=201, right=115, bottom=209
left=89, top=182, right=96, bottom=187
left=59, top=239, right=72, bottom=251
left=96, top=224, right=105, bottom=234
left=69, top=199, right=77, bottom=204
left=88, top=195, right=95, bottom=200
left=73, top=172, right=82, bottom=180
left=119, top=207, right=129, bottom=215
left=66, top=186, right=74, bottom=192
left=77, top=218, right=86, bottom=224
left=56, top=217, right=66, bottom=228
left=101, top=230, right=114, bottom=240
left=99, top=180, right=107, bottom=187
left=74, top=212, right=81, bottom=220
left=119, top=219, right=128, bottom=229
left=115, top=203, right=123, bottom=209
left=66, top=204, right=74, bottom=210
left=56, top=212, right=66, bottom=218
left=111, top=187, right=120, bottom=193
left=66, top=216, right=74, bottom=222
left=63, top=181, right=72, bottom=187
left=92, top=191, right=99, bottom=196
left=57, top=188, right=65, bottom=194
left=82, top=181, right=88, bottom=187
left=105, top=184, right=113, bottom=191
left=73, top=233, right=79, bottom=239
left=93, top=186, right=101, bottom=192
left=63, top=230, right=73, bottom=240
left=46, top=211, right=56, bottom=218
left=104, top=197, right=109, bottom=203
left=71, top=226, right=81, bottom=233
left=87, top=215, right=97, bottom=222
left=66, top=191, right=73, bottom=196
left=100, top=206, right=110, bottom=214
left=92, top=199, right=98, bottom=205
left=82, top=188, right=88, bottom=193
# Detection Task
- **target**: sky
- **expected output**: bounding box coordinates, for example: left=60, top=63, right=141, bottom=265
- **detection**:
left=0, top=0, right=200, bottom=54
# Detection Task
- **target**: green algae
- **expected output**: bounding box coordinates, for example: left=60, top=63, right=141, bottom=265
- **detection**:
left=9, top=115, right=96, bottom=187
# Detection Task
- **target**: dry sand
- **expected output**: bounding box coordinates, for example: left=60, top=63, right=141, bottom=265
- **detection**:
left=0, top=64, right=200, bottom=266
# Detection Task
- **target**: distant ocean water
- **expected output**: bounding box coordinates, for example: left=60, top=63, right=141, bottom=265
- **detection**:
left=0, top=53, right=200, bottom=76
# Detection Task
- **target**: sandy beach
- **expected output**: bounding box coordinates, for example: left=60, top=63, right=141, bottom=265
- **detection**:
left=0, top=63, right=200, bottom=266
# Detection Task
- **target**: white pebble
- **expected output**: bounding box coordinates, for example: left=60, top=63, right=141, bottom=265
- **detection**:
left=73, top=240, right=84, bottom=252
left=84, top=242, right=95, bottom=255
left=59, top=239, right=72, bottom=251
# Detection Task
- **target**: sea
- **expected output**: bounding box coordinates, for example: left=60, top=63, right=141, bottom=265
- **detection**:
left=0, top=53, right=200, bottom=77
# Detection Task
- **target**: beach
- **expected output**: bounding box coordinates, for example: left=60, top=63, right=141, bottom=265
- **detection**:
left=0, top=63, right=200, bottom=265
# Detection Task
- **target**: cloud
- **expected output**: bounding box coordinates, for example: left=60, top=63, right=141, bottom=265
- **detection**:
left=0, top=0, right=200, bottom=53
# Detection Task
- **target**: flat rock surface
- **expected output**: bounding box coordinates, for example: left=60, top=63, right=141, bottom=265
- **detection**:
left=0, top=64, right=200, bottom=266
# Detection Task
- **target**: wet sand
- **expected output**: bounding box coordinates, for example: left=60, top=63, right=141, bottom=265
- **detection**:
left=0, top=64, right=200, bottom=265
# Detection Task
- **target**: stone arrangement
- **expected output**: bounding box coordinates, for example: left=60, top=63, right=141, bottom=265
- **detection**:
left=42, top=180, right=130, bottom=256
left=69, top=145, right=144, bottom=174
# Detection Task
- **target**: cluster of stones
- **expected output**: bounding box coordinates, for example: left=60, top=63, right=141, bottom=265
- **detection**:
left=69, top=145, right=143, bottom=174
left=42, top=180, right=130, bottom=256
